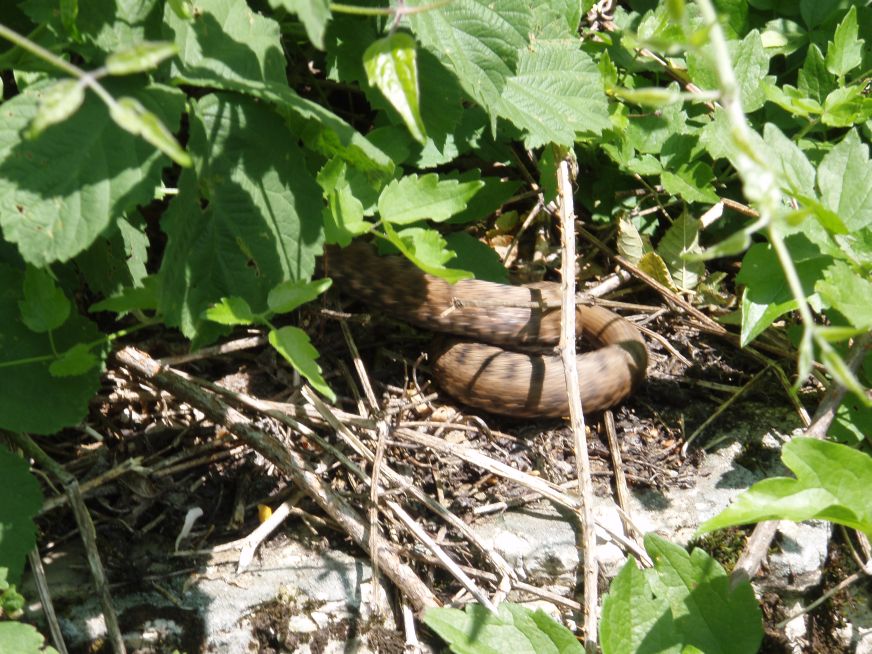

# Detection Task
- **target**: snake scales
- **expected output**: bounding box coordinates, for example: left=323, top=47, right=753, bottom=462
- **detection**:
left=326, top=242, right=648, bottom=418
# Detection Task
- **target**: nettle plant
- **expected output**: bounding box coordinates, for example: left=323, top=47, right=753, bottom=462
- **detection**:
left=1, top=0, right=871, bottom=651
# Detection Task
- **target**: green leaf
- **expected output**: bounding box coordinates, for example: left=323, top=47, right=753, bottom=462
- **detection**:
left=0, top=265, right=105, bottom=434
left=268, top=278, right=332, bottom=314
left=656, top=211, right=704, bottom=291
left=698, top=437, right=872, bottom=539
left=407, top=0, right=530, bottom=113
left=167, top=0, right=193, bottom=19
left=825, top=5, right=864, bottom=77
left=0, top=621, right=59, bottom=654
left=25, top=79, right=85, bottom=138
left=817, top=129, right=872, bottom=231
left=638, top=251, right=678, bottom=291
left=49, top=343, right=99, bottom=377
left=164, top=0, right=393, bottom=180
left=818, top=338, right=869, bottom=405
left=762, top=123, right=816, bottom=197
left=318, top=158, right=371, bottom=247
left=831, top=396, right=872, bottom=447
left=797, top=44, right=835, bottom=102
left=444, top=232, right=508, bottom=284
left=0, top=569, right=26, bottom=615
left=601, top=556, right=678, bottom=654
left=203, top=297, right=257, bottom=326
left=447, top=174, right=522, bottom=225
left=759, top=17, right=806, bottom=56
left=75, top=214, right=150, bottom=297
left=602, top=534, right=762, bottom=654
left=0, top=447, right=43, bottom=586
left=378, top=173, right=484, bottom=225
left=89, top=275, right=159, bottom=314
left=617, top=217, right=648, bottom=264
left=37, top=0, right=159, bottom=56
left=0, top=81, right=185, bottom=266
left=763, top=82, right=822, bottom=119
left=268, top=326, right=335, bottom=401
left=381, top=223, right=473, bottom=284
left=268, top=0, right=331, bottom=50
left=816, top=261, right=872, bottom=329
left=424, top=602, right=584, bottom=654
left=687, top=30, right=772, bottom=112
left=736, top=236, right=831, bottom=345
left=626, top=88, right=688, bottom=154
left=163, top=0, right=287, bottom=87
left=109, top=96, right=191, bottom=167
left=821, top=85, right=872, bottom=127
left=363, top=32, right=426, bottom=143
left=159, top=94, right=323, bottom=338
left=660, top=162, right=720, bottom=204
left=18, top=266, right=70, bottom=333
left=106, top=41, right=179, bottom=75
left=496, top=42, right=611, bottom=147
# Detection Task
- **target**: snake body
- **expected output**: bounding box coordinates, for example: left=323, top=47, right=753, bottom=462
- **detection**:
left=326, top=242, right=648, bottom=418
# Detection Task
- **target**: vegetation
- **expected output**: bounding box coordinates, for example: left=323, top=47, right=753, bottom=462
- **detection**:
left=0, top=0, right=870, bottom=651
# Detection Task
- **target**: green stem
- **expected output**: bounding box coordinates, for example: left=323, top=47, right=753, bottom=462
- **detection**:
left=0, top=316, right=162, bottom=370
left=0, top=22, right=83, bottom=78
left=0, top=22, right=116, bottom=107
left=329, top=0, right=450, bottom=17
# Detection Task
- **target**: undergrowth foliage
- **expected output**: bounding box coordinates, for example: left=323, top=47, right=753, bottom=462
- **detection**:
left=1, top=0, right=871, bottom=651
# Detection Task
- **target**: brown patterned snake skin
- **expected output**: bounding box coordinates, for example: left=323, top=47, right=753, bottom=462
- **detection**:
left=325, top=242, right=648, bottom=418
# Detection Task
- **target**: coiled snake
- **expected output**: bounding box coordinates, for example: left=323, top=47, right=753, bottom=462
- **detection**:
left=326, top=242, right=648, bottom=418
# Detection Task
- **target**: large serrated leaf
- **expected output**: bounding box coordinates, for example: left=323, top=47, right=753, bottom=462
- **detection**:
left=0, top=81, right=182, bottom=265
left=163, top=0, right=286, bottom=87
left=407, top=0, right=530, bottom=111
left=164, top=0, right=393, bottom=181
left=159, top=94, right=323, bottom=337
left=498, top=42, right=611, bottom=147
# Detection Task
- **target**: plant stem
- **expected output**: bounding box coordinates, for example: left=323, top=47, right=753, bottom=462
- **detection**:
left=329, top=0, right=450, bottom=17
left=0, top=22, right=82, bottom=78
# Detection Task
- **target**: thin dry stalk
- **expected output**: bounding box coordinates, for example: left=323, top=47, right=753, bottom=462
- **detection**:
left=27, top=548, right=69, bottom=654
left=556, top=158, right=598, bottom=653
left=116, top=346, right=438, bottom=611
left=10, top=433, right=127, bottom=653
